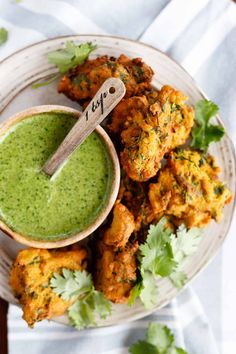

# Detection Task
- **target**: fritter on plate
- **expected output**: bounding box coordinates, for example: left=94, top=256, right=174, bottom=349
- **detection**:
left=148, top=149, right=232, bottom=228
left=94, top=202, right=138, bottom=303
left=110, top=85, right=194, bottom=181
left=10, top=246, right=87, bottom=327
left=58, top=54, right=154, bottom=101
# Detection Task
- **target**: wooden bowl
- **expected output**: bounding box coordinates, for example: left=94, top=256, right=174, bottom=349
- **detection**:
left=0, top=105, right=120, bottom=248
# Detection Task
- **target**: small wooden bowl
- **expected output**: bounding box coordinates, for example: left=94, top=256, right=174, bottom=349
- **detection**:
left=0, top=105, right=120, bottom=248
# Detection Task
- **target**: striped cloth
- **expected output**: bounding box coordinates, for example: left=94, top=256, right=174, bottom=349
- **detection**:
left=1, top=0, right=236, bottom=353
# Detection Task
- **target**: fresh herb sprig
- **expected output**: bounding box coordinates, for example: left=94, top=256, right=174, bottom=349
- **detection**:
left=0, top=28, right=8, bottom=46
left=191, top=99, right=225, bottom=152
left=50, top=268, right=112, bottom=329
left=129, top=322, right=187, bottom=354
left=129, top=218, right=202, bottom=309
left=32, top=41, right=96, bottom=88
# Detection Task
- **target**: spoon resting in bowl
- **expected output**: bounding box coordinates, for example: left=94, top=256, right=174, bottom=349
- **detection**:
left=42, top=78, right=126, bottom=176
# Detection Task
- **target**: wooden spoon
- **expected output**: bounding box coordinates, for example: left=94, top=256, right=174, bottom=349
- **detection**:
left=43, top=78, right=126, bottom=176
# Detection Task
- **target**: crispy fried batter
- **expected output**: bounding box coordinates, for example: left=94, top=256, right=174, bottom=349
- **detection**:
left=118, top=173, right=155, bottom=232
left=94, top=201, right=138, bottom=303
left=94, top=241, right=138, bottom=303
left=103, top=202, right=135, bottom=247
left=149, top=150, right=232, bottom=228
left=10, top=246, right=87, bottom=327
left=58, top=54, right=154, bottom=101
left=111, top=85, right=194, bottom=181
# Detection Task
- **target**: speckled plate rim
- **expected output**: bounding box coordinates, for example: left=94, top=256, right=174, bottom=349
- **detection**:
left=0, top=34, right=235, bottom=328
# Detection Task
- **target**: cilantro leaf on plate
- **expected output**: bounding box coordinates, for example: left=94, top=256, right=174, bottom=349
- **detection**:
left=169, top=225, right=202, bottom=288
left=91, top=291, right=112, bottom=319
left=191, top=99, right=225, bottom=152
left=170, top=225, right=202, bottom=263
left=169, top=271, right=187, bottom=289
left=0, top=28, right=8, bottom=46
left=128, top=218, right=202, bottom=308
left=50, top=268, right=112, bottom=329
left=129, top=323, right=188, bottom=354
left=68, top=300, right=96, bottom=329
left=139, top=271, right=158, bottom=309
left=32, top=41, right=96, bottom=88
left=50, top=268, right=92, bottom=301
left=140, top=219, right=176, bottom=277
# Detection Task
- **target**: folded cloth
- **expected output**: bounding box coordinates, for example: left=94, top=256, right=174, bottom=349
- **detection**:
left=1, top=0, right=236, bottom=353
left=8, top=288, right=218, bottom=354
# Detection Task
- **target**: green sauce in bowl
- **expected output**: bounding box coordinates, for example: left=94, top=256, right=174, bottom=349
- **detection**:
left=0, top=112, right=113, bottom=241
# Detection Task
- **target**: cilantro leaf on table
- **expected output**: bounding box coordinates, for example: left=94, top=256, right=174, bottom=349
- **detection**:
left=50, top=268, right=112, bottom=329
left=191, top=99, right=225, bottom=152
left=32, top=41, right=96, bottom=88
left=0, top=28, right=8, bottom=46
left=129, top=323, right=188, bottom=354
left=48, top=41, right=96, bottom=74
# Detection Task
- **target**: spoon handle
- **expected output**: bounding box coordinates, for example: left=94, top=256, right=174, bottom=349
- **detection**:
left=43, top=78, right=126, bottom=176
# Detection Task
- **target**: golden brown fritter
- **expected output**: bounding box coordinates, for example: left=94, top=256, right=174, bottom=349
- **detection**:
left=103, top=202, right=135, bottom=247
left=10, top=246, right=87, bottom=327
left=148, top=150, right=232, bottom=228
left=58, top=54, right=154, bottom=101
left=94, top=201, right=138, bottom=303
left=118, top=173, right=155, bottom=233
left=94, top=241, right=138, bottom=304
left=110, top=85, right=194, bottom=182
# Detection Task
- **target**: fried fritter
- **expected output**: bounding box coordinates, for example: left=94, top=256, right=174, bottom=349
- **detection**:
left=94, top=201, right=138, bottom=303
left=10, top=246, right=87, bottom=327
left=118, top=173, right=155, bottom=233
left=94, top=241, right=138, bottom=304
left=103, top=202, right=135, bottom=247
left=111, top=85, right=194, bottom=182
left=58, top=54, right=154, bottom=101
left=149, top=150, right=232, bottom=228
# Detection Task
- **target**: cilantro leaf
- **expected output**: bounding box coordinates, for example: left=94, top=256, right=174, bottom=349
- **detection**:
left=128, top=278, right=143, bottom=306
left=169, top=225, right=202, bottom=288
left=50, top=268, right=112, bottom=329
left=147, top=323, right=174, bottom=351
left=0, top=28, right=8, bottom=46
left=169, top=271, right=187, bottom=289
left=48, top=41, right=96, bottom=74
left=91, top=291, right=112, bottom=319
left=170, top=226, right=202, bottom=263
left=32, top=41, right=96, bottom=88
left=68, top=300, right=96, bottom=329
left=129, top=341, right=158, bottom=354
left=50, top=268, right=92, bottom=301
left=129, top=322, right=188, bottom=354
left=140, top=219, right=176, bottom=277
left=140, top=271, right=158, bottom=309
left=128, top=218, right=202, bottom=308
left=191, top=99, right=225, bottom=152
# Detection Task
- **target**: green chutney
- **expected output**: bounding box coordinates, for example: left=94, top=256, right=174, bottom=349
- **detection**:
left=0, top=112, right=113, bottom=241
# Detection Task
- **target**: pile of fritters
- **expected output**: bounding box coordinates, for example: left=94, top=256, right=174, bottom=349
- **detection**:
left=11, top=54, right=232, bottom=325
left=58, top=53, right=232, bottom=304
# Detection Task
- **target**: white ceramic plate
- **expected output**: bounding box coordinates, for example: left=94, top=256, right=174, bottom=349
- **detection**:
left=0, top=35, right=235, bottom=327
